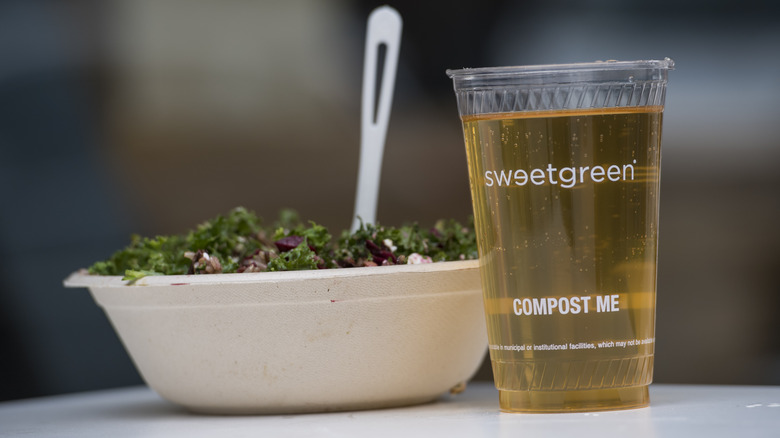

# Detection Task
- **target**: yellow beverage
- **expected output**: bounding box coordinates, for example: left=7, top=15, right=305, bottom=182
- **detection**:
left=462, top=107, right=662, bottom=412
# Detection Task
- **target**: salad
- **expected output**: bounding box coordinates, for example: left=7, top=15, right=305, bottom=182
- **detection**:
left=88, top=207, right=478, bottom=282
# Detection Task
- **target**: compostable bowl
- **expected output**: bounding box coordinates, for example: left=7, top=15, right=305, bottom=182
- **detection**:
left=64, top=260, right=487, bottom=414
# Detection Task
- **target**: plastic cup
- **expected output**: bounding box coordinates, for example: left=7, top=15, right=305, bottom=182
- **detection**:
left=447, top=59, right=673, bottom=412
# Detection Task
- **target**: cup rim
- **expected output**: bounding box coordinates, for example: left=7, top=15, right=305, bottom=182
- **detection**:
left=446, top=58, right=674, bottom=79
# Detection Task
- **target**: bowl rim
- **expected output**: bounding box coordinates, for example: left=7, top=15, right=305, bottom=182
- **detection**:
left=63, top=259, right=480, bottom=289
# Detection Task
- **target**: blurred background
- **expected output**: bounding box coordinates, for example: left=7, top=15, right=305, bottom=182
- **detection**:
left=1, top=0, right=778, bottom=402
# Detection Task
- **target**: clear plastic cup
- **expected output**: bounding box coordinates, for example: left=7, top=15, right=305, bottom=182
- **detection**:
left=447, top=59, right=673, bottom=412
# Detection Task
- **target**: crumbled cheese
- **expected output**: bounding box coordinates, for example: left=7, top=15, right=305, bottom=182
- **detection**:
left=383, top=238, right=397, bottom=252
left=407, top=253, right=433, bottom=264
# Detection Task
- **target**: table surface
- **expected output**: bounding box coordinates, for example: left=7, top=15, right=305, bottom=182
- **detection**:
left=1, top=383, right=779, bottom=437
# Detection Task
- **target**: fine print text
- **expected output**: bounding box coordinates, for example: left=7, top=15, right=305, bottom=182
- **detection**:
left=490, top=337, right=655, bottom=352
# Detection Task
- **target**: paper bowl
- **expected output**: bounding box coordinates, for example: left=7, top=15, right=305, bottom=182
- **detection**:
left=63, top=260, right=487, bottom=414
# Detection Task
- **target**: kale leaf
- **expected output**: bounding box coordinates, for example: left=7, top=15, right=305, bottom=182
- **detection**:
left=86, top=207, right=477, bottom=280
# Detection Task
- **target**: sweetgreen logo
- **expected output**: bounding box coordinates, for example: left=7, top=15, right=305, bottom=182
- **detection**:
left=484, top=160, right=637, bottom=188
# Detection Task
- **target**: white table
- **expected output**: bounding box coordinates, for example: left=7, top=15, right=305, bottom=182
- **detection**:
left=1, top=383, right=778, bottom=437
